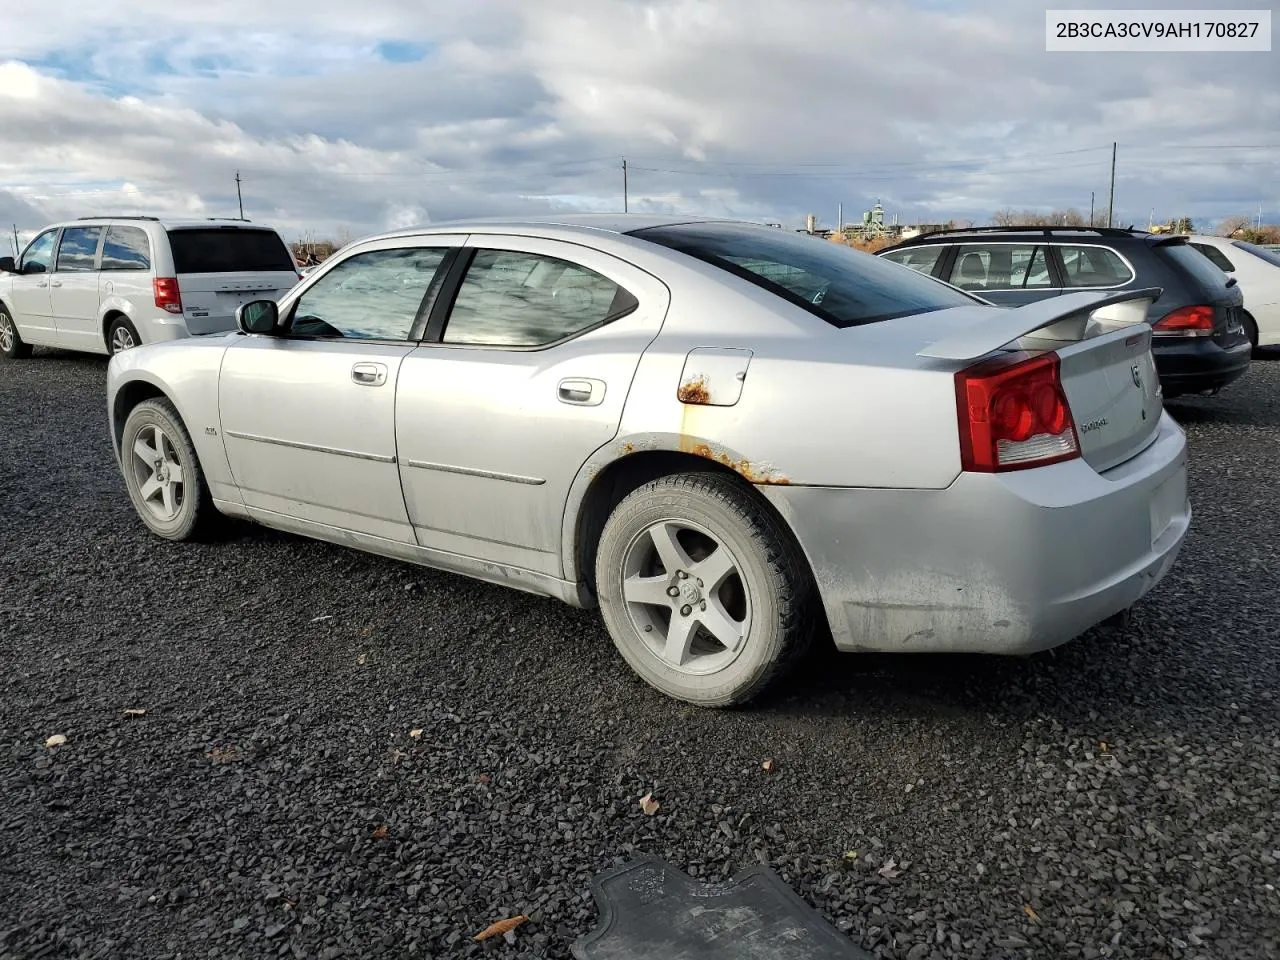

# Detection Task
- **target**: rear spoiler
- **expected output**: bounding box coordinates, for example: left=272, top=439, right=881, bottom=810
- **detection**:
left=917, top=287, right=1163, bottom=362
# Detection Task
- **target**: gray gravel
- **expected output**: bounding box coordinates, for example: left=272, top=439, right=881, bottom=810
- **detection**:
left=1, top=348, right=1278, bottom=960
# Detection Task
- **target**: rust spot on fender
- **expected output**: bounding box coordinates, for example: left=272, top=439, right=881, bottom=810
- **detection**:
left=687, top=443, right=790, bottom=485
left=620, top=441, right=635, bottom=455
left=677, top=375, right=711, bottom=405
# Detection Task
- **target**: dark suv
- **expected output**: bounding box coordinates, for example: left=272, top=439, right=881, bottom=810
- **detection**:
left=878, top=226, right=1251, bottom=398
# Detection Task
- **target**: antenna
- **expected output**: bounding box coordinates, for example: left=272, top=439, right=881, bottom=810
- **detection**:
left=235, top=171, right=244, bottom=220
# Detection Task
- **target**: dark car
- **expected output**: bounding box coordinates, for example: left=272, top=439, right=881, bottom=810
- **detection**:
left=878, top=226, right=1251, bottom=398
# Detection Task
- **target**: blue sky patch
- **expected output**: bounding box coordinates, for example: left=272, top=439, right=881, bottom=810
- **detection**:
left=375, top=40, right=431, bottom=64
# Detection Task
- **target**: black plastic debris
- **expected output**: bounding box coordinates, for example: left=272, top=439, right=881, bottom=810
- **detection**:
left=573, top=856, right=872, bottom=959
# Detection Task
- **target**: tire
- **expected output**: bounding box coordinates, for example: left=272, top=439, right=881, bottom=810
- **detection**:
left=595, top=472, right=816, bottom=707
left=120, top=398, right=216, bottom=541
left=107, top=315, right=141, bottom=355
left=0, top=305, right=32, bottom=359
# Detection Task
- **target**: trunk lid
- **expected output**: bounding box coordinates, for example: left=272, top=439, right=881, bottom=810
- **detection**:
left=903, top=287, right=1163, bottom=472
left=176, top=272, right=299, bottom=335
left=1053, top=325, right=1161, bottom=472
left=167, top=226, right=300, bottom=335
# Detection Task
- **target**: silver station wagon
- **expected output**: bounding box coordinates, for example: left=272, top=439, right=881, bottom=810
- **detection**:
left=107, top=215, right=1190, bottom=706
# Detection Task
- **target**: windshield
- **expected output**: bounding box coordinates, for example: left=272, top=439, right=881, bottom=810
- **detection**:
left=630, top=222, right=978, bottom=328
left=1233, top=240, right=1280, bottom=269
left=167, top=228, right=295, bottom=274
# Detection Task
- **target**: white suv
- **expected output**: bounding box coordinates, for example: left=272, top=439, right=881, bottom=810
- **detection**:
left=0, top=217, right=300, bottom=359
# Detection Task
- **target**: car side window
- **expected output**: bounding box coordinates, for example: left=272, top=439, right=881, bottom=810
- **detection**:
left=56, top=226, right=103, bottom=273
left=287, top=247, right=449, bottom=341
left=881, top=246, right=945, bottom=276
left=443, top=249, right=637, bottom=347
left=20, top=230, right=58, bottom=275
left=946, top=244, right=1050, bottom=291
left=101, top=226, right=151, bottom=271
left=1191, top=243, right=1235, bottom=273
left=1057, top=245, right=1132, bottom=288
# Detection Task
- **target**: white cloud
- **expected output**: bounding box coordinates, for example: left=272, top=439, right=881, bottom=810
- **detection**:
left=0, top=0, right=1275, bottom=241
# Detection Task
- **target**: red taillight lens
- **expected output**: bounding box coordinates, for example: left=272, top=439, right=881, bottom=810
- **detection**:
left=1152, top=305, right=1213, bottom=336
left=153, top=277, right=183, bottom=315
left=956, top=352, right=1080, bottom=472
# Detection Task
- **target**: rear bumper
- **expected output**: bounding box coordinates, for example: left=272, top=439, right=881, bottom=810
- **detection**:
left=761, top=412, right=1190, bottom=655
left=1152, top=335, right=1251, bottom=396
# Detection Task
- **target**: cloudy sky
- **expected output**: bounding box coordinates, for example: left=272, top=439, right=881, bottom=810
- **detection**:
left=0, top=0, right=1276, bottom=247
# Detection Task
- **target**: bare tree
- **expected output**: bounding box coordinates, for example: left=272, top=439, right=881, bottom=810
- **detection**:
left=1217, top=215, right=1252, bottom=237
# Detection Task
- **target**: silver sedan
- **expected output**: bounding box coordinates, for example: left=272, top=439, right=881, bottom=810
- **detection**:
left=106, top=215, right=1190, bottom=706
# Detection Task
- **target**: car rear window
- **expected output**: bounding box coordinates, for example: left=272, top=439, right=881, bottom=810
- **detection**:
left=1155, top=241, right=1232, bottom=293
left=1232, top=240, right=1280, bottom=268
left=630, top=222, right=978, bottom=328
left=166, top=228, right=294, bottom=274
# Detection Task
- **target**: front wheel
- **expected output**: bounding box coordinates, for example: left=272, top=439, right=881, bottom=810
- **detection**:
left=120, top=398, right=215, bottom=541
left=0, top=307, right=33, bottom=359
left=595, top=472, right=817, bottom=707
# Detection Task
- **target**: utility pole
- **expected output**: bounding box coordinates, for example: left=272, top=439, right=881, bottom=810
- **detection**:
left=235, top=170, right=244, bottom=220
left=11, top=224, right=18, bottom=258
left=621, top=158, right=628, bottom=213
left=1106, top=142, right=1116, bottom=228
left=1089, top=192, right=1095, bottom=227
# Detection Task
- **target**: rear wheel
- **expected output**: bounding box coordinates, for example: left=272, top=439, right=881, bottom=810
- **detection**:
left=1242, top=311, right=1260, bottom=355
left=0, top=307, right=32, bottom=359
left=595, top=472, right=816, bottom=707
left=120, top=398, right=215, bottom=541
left=108, top=316, right=141, bottom=355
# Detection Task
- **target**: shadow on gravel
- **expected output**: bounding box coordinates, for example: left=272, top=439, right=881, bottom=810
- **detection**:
left=1164, top=398, right=1277, bottom=427
left=763, top=615, right=1219, bottom=732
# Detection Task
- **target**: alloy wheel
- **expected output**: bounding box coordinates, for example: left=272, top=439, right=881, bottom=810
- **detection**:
left=0, top=313, right=14, bottom=353
left=129, top=424, right=186, bottom=522
left=111, top=326, right=136, bottom=353
left=620, top=518, right=752, bottom=675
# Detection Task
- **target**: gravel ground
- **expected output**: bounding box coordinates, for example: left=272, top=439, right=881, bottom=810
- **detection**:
left=1, top=349, right=1278, bottom=960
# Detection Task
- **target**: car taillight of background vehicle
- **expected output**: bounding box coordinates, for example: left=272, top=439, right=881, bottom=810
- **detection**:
left=153, top=278, right=183, bottom=315
left=955, top=352, right=1080, bottom=472
left=1152, top=305, right=1214, bottom=338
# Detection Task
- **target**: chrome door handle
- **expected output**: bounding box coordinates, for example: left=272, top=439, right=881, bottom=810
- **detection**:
left=35, top=280, right=47, bottom=288
left=558, top=378, right=605, bottom=406
left=49, top=280, right=63, bottom=288
left=351, top=362, right=388, bottom=386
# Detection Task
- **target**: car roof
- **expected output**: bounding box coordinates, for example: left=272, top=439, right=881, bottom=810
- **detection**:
left=360, top=213, right=756, bottom=245
left=881, top=225, right=1185, bottom=253
left=50, top=217, right=278, bottom=231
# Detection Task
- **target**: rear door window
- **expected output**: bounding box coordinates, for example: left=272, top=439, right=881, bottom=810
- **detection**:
left=880, top=245, right=946, bottom=277
left=631, top=222, right=976, bottom=328
left=55, top=226, right=102, bottom=272
left=1057, top=245, right=1133, bottom=288
left=101, top=226, right=151, bottom=271
left=945, top=244, right=1051, bottom=291
left=443, top=250, right=637, bottom=347
left=1190, top=243, right=1235, bottom=273
left=167, top=228, right=294, bottom=274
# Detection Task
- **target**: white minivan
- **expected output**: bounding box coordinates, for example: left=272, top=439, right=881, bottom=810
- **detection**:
left=0, top=217, right=300, bottom=359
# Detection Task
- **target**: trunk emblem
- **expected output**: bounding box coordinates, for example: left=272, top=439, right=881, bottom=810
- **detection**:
left=1131, top=363, right=1142, bottom=389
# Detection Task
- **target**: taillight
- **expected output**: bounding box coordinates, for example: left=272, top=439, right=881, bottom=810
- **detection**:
left=1152, top=305, right=1213, bottom=337
left=153, top=277, right=183, bottom=315
left=955, top=352, right=1080, bottom=472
